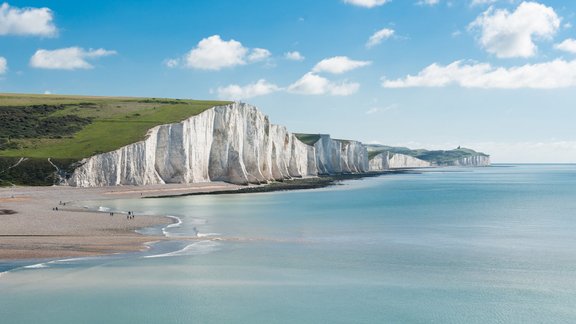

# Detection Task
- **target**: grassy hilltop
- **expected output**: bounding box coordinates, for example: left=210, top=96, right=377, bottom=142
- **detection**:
left=0, top=93, right=228, bottom=185
left=0, top=93, right=229, bottom=159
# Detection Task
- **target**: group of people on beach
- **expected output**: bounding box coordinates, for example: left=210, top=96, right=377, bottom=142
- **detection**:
left=53, top=200, right=66, bottom=211
left=107, top=211, right=135, bottom=219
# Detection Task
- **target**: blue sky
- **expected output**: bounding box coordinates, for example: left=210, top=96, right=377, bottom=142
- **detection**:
left=1, top=0, right=576, bottom=162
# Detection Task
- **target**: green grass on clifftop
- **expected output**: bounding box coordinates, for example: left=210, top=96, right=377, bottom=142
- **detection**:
left=294, top=133, right=322, bottom=146
left=0, top=93, right=230, bottom=159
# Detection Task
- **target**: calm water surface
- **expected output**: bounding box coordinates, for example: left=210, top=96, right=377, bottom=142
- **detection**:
left=1, top=165, right=575, bottom=323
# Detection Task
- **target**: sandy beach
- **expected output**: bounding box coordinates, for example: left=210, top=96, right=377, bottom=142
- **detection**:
left=0, top=182, right=242, bottom=261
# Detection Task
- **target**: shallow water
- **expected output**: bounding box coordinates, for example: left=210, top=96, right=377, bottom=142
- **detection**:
left=1, top=165, right=576, bottom=323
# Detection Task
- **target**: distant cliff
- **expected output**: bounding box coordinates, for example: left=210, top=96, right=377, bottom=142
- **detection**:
left=367, top=145, right=490, bottom=168
left=69, top=103, right=368, bottom=186
left=369, top=152, right=431, bottom=171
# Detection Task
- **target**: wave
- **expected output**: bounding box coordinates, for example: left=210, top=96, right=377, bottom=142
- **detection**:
left=197, top=232, right=221, bottom=238
left=161, top=215, right=183, bottom=237
left=23, top=263, right=49, bottom=269
left=144, top=240, right=221, bottom=259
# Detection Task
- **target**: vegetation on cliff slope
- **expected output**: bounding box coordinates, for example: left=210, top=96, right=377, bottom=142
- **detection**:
left=0, top=93, right=229, bottom=185
left=0, top=94, right=229, bottom=159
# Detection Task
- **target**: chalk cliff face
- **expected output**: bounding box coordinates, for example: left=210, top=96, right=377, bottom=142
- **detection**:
left=313, top=136, right=368, bottom=175
left=436, top=155, right=491, bottom=167
left=69, top=103, right=367, bottom=187
left=369, top=152, right=431, bottom=171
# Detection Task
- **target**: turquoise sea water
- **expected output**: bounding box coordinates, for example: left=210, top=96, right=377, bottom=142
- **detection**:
left=1, top=165, right=576, bottom=323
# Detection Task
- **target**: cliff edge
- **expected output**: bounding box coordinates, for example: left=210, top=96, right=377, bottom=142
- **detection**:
left=69, top=103, right=369, bottom=186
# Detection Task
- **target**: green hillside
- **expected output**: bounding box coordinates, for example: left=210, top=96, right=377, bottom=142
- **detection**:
left=0, top=93, right=228, bottom=186
left=0, top=93, right=229, bottom=159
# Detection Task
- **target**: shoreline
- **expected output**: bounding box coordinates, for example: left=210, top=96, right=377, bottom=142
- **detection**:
left=0, top=170, right=418, bottom=263
left=0, top=182, right=242, bottom=262
left=147, top=170, right=419, bottom=198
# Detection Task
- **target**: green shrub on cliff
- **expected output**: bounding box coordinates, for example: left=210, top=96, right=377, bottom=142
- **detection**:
left=0, top=94, right=229, bottom=159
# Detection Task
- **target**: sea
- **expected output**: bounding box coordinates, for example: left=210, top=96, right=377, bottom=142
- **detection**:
left=1, top=164, right=576, bottom=323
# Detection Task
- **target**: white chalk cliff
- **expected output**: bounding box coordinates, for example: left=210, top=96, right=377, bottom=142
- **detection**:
left=69, top=103, right=369, bottom=187
left=438, top=155, right=491, bottom=167
left=369, top=152, right=431, bottom=171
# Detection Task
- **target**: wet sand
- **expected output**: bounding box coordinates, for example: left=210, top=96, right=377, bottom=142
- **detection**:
left=0, top=182, right=242, bottom=260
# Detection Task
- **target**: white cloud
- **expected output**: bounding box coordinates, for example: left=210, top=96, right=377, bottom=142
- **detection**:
left=365, top=107, right=381, bottom=115
left=555, top=38, right=576, bottom=54
left=469, top=1, right=560, bottom=58
left=30, top=47, right=117, bottom=70
left=330, top=81, right=360, bottom=95
left=0, top=56, right=6, bottom=74
left=382, top=59, right=576, bottom=89
left=163, top=58, right=179, bottom=68
left=366, top=28, right=395, bottom=48
left=470, top=0, right=498, bottom=6
left=248, top=48, right=271, bottom=62
left=343, top=0, right=390, bottom=8
left=288, top=72, right=359, bottom=96
left=217, top=79, right=281, bottom=100
left=417, top=0, right=440, bottom=6
left=365, top=104, right=398, bottom=114
left=0, top=3, right=57, bottom=36
left=170, top=35, right=271, bottom=70
left=288, top=73, right=329, bottom=95
left=312, top=56, right=371, bottom=74
left=285, top=51, right=305, bottom=61
left=183, top=35, right=247, bottom=70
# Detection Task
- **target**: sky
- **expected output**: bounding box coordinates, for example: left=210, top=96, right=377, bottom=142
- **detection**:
left=1, top=0, right=576, bottom=163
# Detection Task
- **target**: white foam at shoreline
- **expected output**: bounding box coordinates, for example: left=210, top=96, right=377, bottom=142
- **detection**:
left=144, top=240, right=220, bottom=258
left=162, top=215, right=183, bottom=237
left=197, top=232, right=221, bottom=238
left=23, top=263, right=49, bottom=269
left=97, top=206, right=111, bottom=212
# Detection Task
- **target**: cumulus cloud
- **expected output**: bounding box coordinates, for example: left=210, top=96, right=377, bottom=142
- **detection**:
left=469, top=1, right=560, bottom=58
left=247, top=48, right=271, bottom=62
left=169, top=35, right=271, bottom=70
left=217, top=79, right=281, bottom=100
left=0, top=56, right=6, bottom=74
left=30, top=47, right=117, bottom=70
left=382, top=59, right=576, bottom=89
left=366, top=28, right=395, bottom=48
left=288, top=72, right=359, bottom=96
left=417, top=0, right=440, bottom=6
left=312, top=56, right=371, bottom=74
left=0, top=3, right=57, bottom=37
left=555, top=38, right=576, bottom=54
left=182, top=35, right=247, bottom=70
left=284, top=51, right=305, bottom=61
left=343, top=0, right=390, bottom=8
